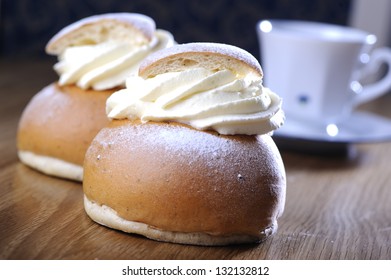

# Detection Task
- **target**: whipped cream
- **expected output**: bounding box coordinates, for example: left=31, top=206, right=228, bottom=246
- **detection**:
left=106, top=68, right=284, bottom=135
left=54, top=30, right=175, bottom=90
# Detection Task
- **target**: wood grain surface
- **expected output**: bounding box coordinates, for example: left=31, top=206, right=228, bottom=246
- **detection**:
left=1, top=58, right=391, bottom=260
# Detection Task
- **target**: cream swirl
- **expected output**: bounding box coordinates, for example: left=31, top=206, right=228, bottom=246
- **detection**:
left=106, top=68, right=284, bottom=135
left=54, top=30, right=175, bottom=90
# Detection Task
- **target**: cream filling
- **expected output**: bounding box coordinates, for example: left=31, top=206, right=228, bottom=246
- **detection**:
left=54, top=30, right=175, bottom=90
left=106, top=68, right=284, bottom=135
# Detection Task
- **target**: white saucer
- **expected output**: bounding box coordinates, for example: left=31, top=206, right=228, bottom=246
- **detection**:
left=273, top=111, right=391, bottom=144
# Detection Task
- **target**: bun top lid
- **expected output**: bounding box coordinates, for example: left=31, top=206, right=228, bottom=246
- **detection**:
left=139, top=42, right=263, bottom=79
left=46, top=13, right=156, bottom=55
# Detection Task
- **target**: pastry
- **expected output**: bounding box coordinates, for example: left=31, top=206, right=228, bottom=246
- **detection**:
left=83, top=43, right=286, bottom=245
left=17, top=13, right=175, bottom=181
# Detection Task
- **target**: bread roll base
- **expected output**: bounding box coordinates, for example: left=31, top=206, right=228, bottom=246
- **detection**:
left=84, top=195, right=276, bottom=246
left=17, top=83, right=113, bottom=181
left=83, top=120, right=286, bottom=245
left=18, top=150, right=83, bottom=181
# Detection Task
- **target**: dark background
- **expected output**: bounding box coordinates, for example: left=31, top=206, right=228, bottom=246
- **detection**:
left=0, top=0, right=351, bottom=60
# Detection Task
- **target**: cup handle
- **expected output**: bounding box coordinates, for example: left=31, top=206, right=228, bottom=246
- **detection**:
left=352, top=47, right=391, bottom=107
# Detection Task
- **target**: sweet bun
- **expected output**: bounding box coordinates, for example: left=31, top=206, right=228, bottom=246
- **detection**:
left=17, top=83, right=113, bottom=181
left=83, top=43, right=286, bottom=245
left=17, top=13, right=171, bottom=181
left=46, top=13, right=156, bottom=55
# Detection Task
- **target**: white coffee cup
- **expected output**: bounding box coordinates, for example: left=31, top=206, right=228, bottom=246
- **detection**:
left=256, top=19, right=391, bottom=125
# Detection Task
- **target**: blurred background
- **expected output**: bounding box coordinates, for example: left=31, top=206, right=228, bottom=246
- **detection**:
left=0, top=0, right=390, bottom=61
left=0, top=0, right=351, bottom=59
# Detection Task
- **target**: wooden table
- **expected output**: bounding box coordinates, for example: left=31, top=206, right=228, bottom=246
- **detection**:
left=1, top=58, right=391, bottom=260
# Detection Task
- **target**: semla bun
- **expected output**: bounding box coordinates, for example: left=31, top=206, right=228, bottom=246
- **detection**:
left=17, top=13, right=157, bottom=181
left=83, top=43, right=286, bottom=245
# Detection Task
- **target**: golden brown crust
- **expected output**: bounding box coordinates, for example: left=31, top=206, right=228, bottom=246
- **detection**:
left=83, top=119, right=286, bottom=243
left=17, top=83, right=113, bottom=168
